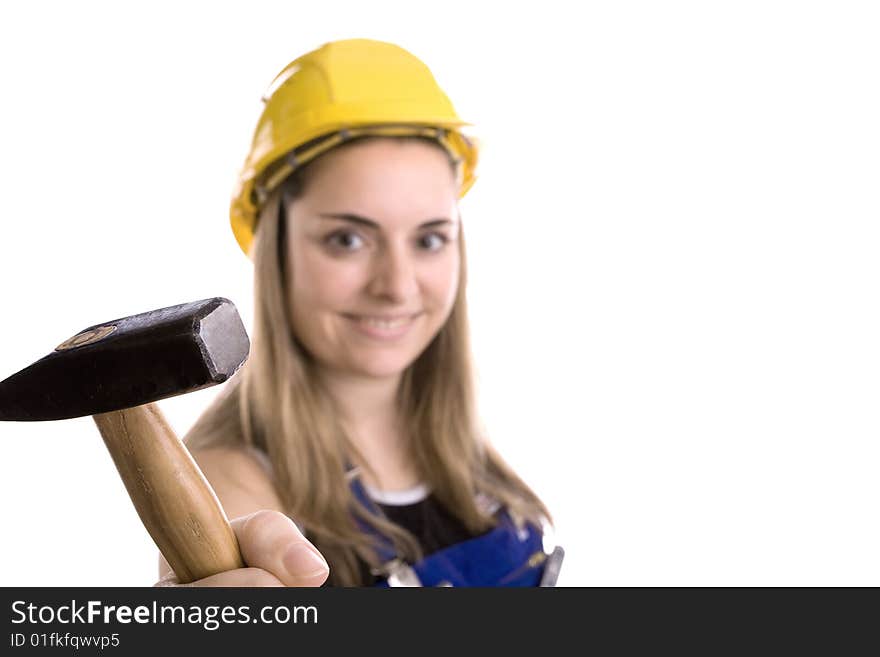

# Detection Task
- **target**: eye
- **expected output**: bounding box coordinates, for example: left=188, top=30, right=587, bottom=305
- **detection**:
left=325, top=230, right=365, bottom=251
left=419, top=232, right=450, bottom=251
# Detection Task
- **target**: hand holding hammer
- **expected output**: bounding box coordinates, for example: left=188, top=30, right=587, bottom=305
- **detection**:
left=0, top=297, right=328, bottom=586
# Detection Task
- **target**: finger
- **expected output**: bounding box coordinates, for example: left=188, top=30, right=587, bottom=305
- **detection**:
left=231, top=510, right=329, bottom=587
left=154, top=567, right=285, bottom=588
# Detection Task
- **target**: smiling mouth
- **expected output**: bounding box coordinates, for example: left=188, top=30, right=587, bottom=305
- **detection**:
left=343, top=312, right=422, bottom=337
left=344, top=313, right=421, bottom=326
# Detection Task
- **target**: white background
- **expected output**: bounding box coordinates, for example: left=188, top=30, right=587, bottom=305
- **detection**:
left=0, top=1, right=878, bottom=586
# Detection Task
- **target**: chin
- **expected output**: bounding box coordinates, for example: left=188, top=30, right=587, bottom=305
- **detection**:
left=349, top=351, right=422, bottom=379
left=354, top=361, right=413, bottom=380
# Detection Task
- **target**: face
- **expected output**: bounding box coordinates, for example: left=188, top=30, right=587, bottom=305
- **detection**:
left=284, top=138, right=461, bottom=382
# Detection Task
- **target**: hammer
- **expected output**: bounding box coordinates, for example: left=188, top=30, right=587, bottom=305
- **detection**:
left=0, top=297, right=248, bottom=583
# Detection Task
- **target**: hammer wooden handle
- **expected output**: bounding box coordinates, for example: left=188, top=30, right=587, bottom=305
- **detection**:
left=93, top=403, right=244, bottom=583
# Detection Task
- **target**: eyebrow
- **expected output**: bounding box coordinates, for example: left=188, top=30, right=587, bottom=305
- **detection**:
left=317, top=213, right=454, bottom=230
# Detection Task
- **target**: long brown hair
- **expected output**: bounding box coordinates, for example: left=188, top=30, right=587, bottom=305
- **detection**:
left=185, top=136, right=552, bottom=585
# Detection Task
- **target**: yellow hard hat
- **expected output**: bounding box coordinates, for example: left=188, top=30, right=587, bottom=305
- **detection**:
left=230, top=38, right=479, bottom=257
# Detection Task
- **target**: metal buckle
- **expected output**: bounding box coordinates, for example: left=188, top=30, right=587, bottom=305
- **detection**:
left=374, top=558, right=423, bottom=587
left=539, top=546, right=565, bottom=587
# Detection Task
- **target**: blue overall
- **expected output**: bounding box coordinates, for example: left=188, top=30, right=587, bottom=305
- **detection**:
left=349, top=477, right=562, bottom=587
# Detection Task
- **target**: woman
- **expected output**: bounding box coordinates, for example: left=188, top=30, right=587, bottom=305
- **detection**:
left=157, top=38, right=561, bottom=587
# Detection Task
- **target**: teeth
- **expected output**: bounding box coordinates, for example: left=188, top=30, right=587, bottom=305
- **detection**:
left=357, top=316, right=412, bottom=329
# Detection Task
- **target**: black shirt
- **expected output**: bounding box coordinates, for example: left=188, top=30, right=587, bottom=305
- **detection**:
left=377, top=492, right=477, bottom=555
left=345, top=488, right=480, bottom=586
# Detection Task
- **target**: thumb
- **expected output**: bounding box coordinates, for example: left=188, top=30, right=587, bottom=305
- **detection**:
left=231, top=510, right=329, bottom=587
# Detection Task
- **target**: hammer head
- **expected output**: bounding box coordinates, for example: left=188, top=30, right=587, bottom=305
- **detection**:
left=0, top=298, right=249, bottom=421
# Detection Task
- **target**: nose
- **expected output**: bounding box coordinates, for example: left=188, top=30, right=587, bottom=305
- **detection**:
left=367, top=241, right=418, bottom=302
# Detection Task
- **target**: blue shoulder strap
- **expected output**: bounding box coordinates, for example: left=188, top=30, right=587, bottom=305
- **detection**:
left=348, top=472, right=399, bottom=564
